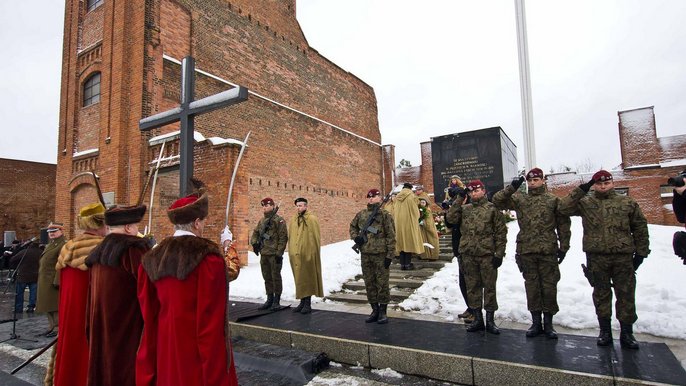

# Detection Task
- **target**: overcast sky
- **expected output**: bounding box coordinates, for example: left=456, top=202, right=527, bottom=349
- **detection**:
left=2, top=1, right=685, bottom=173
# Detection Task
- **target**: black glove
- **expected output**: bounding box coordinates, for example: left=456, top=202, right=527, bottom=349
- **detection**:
left=491, top=256, right=503, bottom=269
left=384, top=257, right=392, bottom=269
left=252, top=243, right=260, bottom=252
left=441, top=201, right=450, bottom=210
left=448, top=187, right=466, bottom=199
left=354, top=235, right=365, bottom=245
left=556, top=249, right=567, bottom=264
left=276, top=255, right=283, bottom=265
left=632, top=254, right=646, bottom=271
left=579, top=179, right=595, bottom=193
left=511, top=176, right=525, bottom=190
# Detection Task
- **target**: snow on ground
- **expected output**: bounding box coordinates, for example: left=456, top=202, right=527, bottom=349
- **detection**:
left=230, top=218, right=686, bottom=339
left=401, top=218, right=686, bottom=340
left=230, top=239, right=362, bottom=304
left=370, top=368, right=403, bottom=379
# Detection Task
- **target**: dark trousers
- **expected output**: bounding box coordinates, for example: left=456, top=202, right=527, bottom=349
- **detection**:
left=260, top=254, right=283, bottom=295
left=15, top=281, right=37, bottom=312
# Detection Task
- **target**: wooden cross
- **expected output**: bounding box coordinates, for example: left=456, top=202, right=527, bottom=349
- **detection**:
left=139, top=56, right=249, bottom=196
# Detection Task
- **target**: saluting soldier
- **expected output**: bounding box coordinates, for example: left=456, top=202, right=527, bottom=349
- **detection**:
left=493, top=168, right=571, bottom=339
left=447, top=180, right=507, bottom=334
left=558, top=170, right=649, bottom=349
left=250, top=197, right=288, bottom=310
left=350, top=189, right=396, bottom=324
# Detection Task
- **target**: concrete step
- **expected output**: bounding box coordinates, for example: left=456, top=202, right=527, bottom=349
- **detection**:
left=343, top=278, right=424, bottom=291
left=389, top=269, right=435, bottom=279
left=326, top=289, right=410, bottom=304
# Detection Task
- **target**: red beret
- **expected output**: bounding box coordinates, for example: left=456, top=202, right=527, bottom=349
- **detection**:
left=467, top=180, right=485, bottom=191
left=260, top=197, right=275, bottom=206
left=526, top=168, right=544, bottom=180
left=367, top=189, right=381, bottom=198
left=592, top=170, right=613, bottom=182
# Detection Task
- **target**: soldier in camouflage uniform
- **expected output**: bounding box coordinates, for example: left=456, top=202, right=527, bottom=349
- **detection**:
left=558, top=170, right=649, bottom=349
left=251, top=197, right=288, bottom=310
left=350, top=188, right=396, bottom=324
left=493, top=168, right=571, bottom=339
left=447, top=180, right=507, bottom=334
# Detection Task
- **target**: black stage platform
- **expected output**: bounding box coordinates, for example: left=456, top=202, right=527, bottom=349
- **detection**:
left=230, top=301, right=686, bottom=385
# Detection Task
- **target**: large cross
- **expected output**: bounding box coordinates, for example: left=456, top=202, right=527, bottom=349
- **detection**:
left=139, top=56, right=249, bottom=196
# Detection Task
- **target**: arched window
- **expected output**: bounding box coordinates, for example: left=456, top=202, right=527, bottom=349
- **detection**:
left=83, top=72, right=101, bottom=107
left=87, top=0, right=103, bottom=12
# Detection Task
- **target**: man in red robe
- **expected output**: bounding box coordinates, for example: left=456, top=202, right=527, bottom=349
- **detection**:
left=85, top=204, right=149, bottom=386
left=50, top=203, right=106, bottom=386
left=137, top=180, right=238, bottom=386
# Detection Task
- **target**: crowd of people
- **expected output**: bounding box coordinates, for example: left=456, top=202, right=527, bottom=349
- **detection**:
left=1, top=167, right=683, bottom=385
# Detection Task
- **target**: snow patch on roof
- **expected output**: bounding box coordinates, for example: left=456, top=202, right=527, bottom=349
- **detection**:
left=148, top=130, right=245, bottom=147
left=72, top=148, right=99, bottom=158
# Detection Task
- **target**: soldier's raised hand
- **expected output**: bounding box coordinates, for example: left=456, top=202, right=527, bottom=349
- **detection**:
left=579, top=178, right=596, bottom=193
left=511, top=176, right=525, bottom=190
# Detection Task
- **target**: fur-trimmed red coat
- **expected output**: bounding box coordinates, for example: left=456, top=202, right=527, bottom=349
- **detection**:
left=137, top=234, right=238, bottom=386
left=85, top=233, right=150, bottom=386
left=53, top=232, right=103, bottom=386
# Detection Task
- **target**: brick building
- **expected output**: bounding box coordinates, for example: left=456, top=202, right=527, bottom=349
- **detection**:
left=55, top=0, right=394, bottom=262
left=0, top=158, right=56, bottom=240
left=545, top=106, right=685, bottom=226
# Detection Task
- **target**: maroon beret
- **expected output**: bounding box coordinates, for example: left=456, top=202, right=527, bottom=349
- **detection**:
left=467, top=180, right=485, bottom=191
left=592, top=170, right=613, bottom=182
left=367, top=189, right=381, bottom=198
left=526, top=168, right=544, bottom=180
left=260, top=197, right=275, bottom=206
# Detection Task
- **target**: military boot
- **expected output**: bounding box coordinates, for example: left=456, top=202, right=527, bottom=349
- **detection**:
left=293, top=298, right=305, bottom=313
left=526, top=311, right=543, bottom=338
left=619, top=322, right=639, bottom=349
left=543, top=312, right=558, bottom=339
left=466, top=309, right=485, bottom=332
left=597, top=317, right=613, bottom=346
left=377, top=304, right=389, bottom=324
left=485, top=311, right=500, bottom=335
left=300, top=296, right=312, bottom=314
left=258, top=294, right=274, bottom=310
left=365, top=303, right=379, bottom=323
left=270, top=294, right=281, bottom=311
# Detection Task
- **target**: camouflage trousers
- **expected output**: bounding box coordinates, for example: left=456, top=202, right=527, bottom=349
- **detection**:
left=586, top=253, right=637, bottom=324
left=361, top=253, right=390, bottom=304
left=260, top=254, right=283, bottom=295
left=463, top=254, right=498, bottom=311
left=520, top=253, right=560, bottom=314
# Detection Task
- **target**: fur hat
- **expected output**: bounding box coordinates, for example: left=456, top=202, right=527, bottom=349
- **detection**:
left=77, top=203, right=106, bottom=230
left=526, top=168, right=544, bottom=180
left=414, top=184, right=424, bottom=191
left=592, top=170, right=613, bottom=182
left=367, top=188, right=381, bottom=198
left=105, top=205, right=147, bottom=226
left=260, top=197, right=275, bottom=206
left=167, top=180, right=209, bottom=225
left=466, top=180, right=485, bottom=191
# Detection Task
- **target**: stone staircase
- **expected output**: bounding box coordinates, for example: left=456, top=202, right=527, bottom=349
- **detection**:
left=326, top=235, right=455, bottom=305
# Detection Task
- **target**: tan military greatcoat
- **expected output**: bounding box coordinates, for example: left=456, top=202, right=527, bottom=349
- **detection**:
left=287, top=211, right=323, bottom=299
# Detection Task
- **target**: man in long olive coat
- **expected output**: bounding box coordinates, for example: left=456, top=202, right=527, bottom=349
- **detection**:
left=36, top=222, right=66, bottom=337
left=287, top=197, right=323, bottom=314
left=394, top=183, right=424, bottom=270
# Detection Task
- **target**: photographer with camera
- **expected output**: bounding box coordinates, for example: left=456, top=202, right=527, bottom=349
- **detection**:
left=669, top=169, right=686, bottom=264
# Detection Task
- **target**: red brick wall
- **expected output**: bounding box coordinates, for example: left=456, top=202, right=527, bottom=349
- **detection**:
left=0, top=159, right=56, bottom=240
left=419, top=141, right=434, bottom=194
left=80, top=3, right=104, bottom=49
left=56, top=0, right=383, bottom=259
left=618, top=107, right=661, bottom=168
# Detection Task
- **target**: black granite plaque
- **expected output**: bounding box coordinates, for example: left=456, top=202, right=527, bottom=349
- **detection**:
left=431, top=127, right=518, bottom=203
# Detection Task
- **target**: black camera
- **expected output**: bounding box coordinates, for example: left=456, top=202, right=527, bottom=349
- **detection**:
left=667, top=172, right=686, bottom=187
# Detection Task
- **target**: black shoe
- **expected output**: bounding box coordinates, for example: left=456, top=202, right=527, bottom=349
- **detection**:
left=597, top=317, right=613, bottom=346
left=258, top=294, right=274, bottom=310
left=25, top=307, right=35, bottom=313
left=270, top=294, right=281, bottom=311
left=543, top=312, right=558, bottom=339
left=377, top=304, right=388, bottom=324
left=293, top=298, right=305, bottom=313
left=365, top=303, right=379, bottom=323
left=526, top=311, right=543, bottom=338
left=619, top=323, right=639, bottom=349
left=300, top=296, right=312, bottom=314
left=466, top=309, right=485, bottom=332
left=485, top=311, right=500, bottom=335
